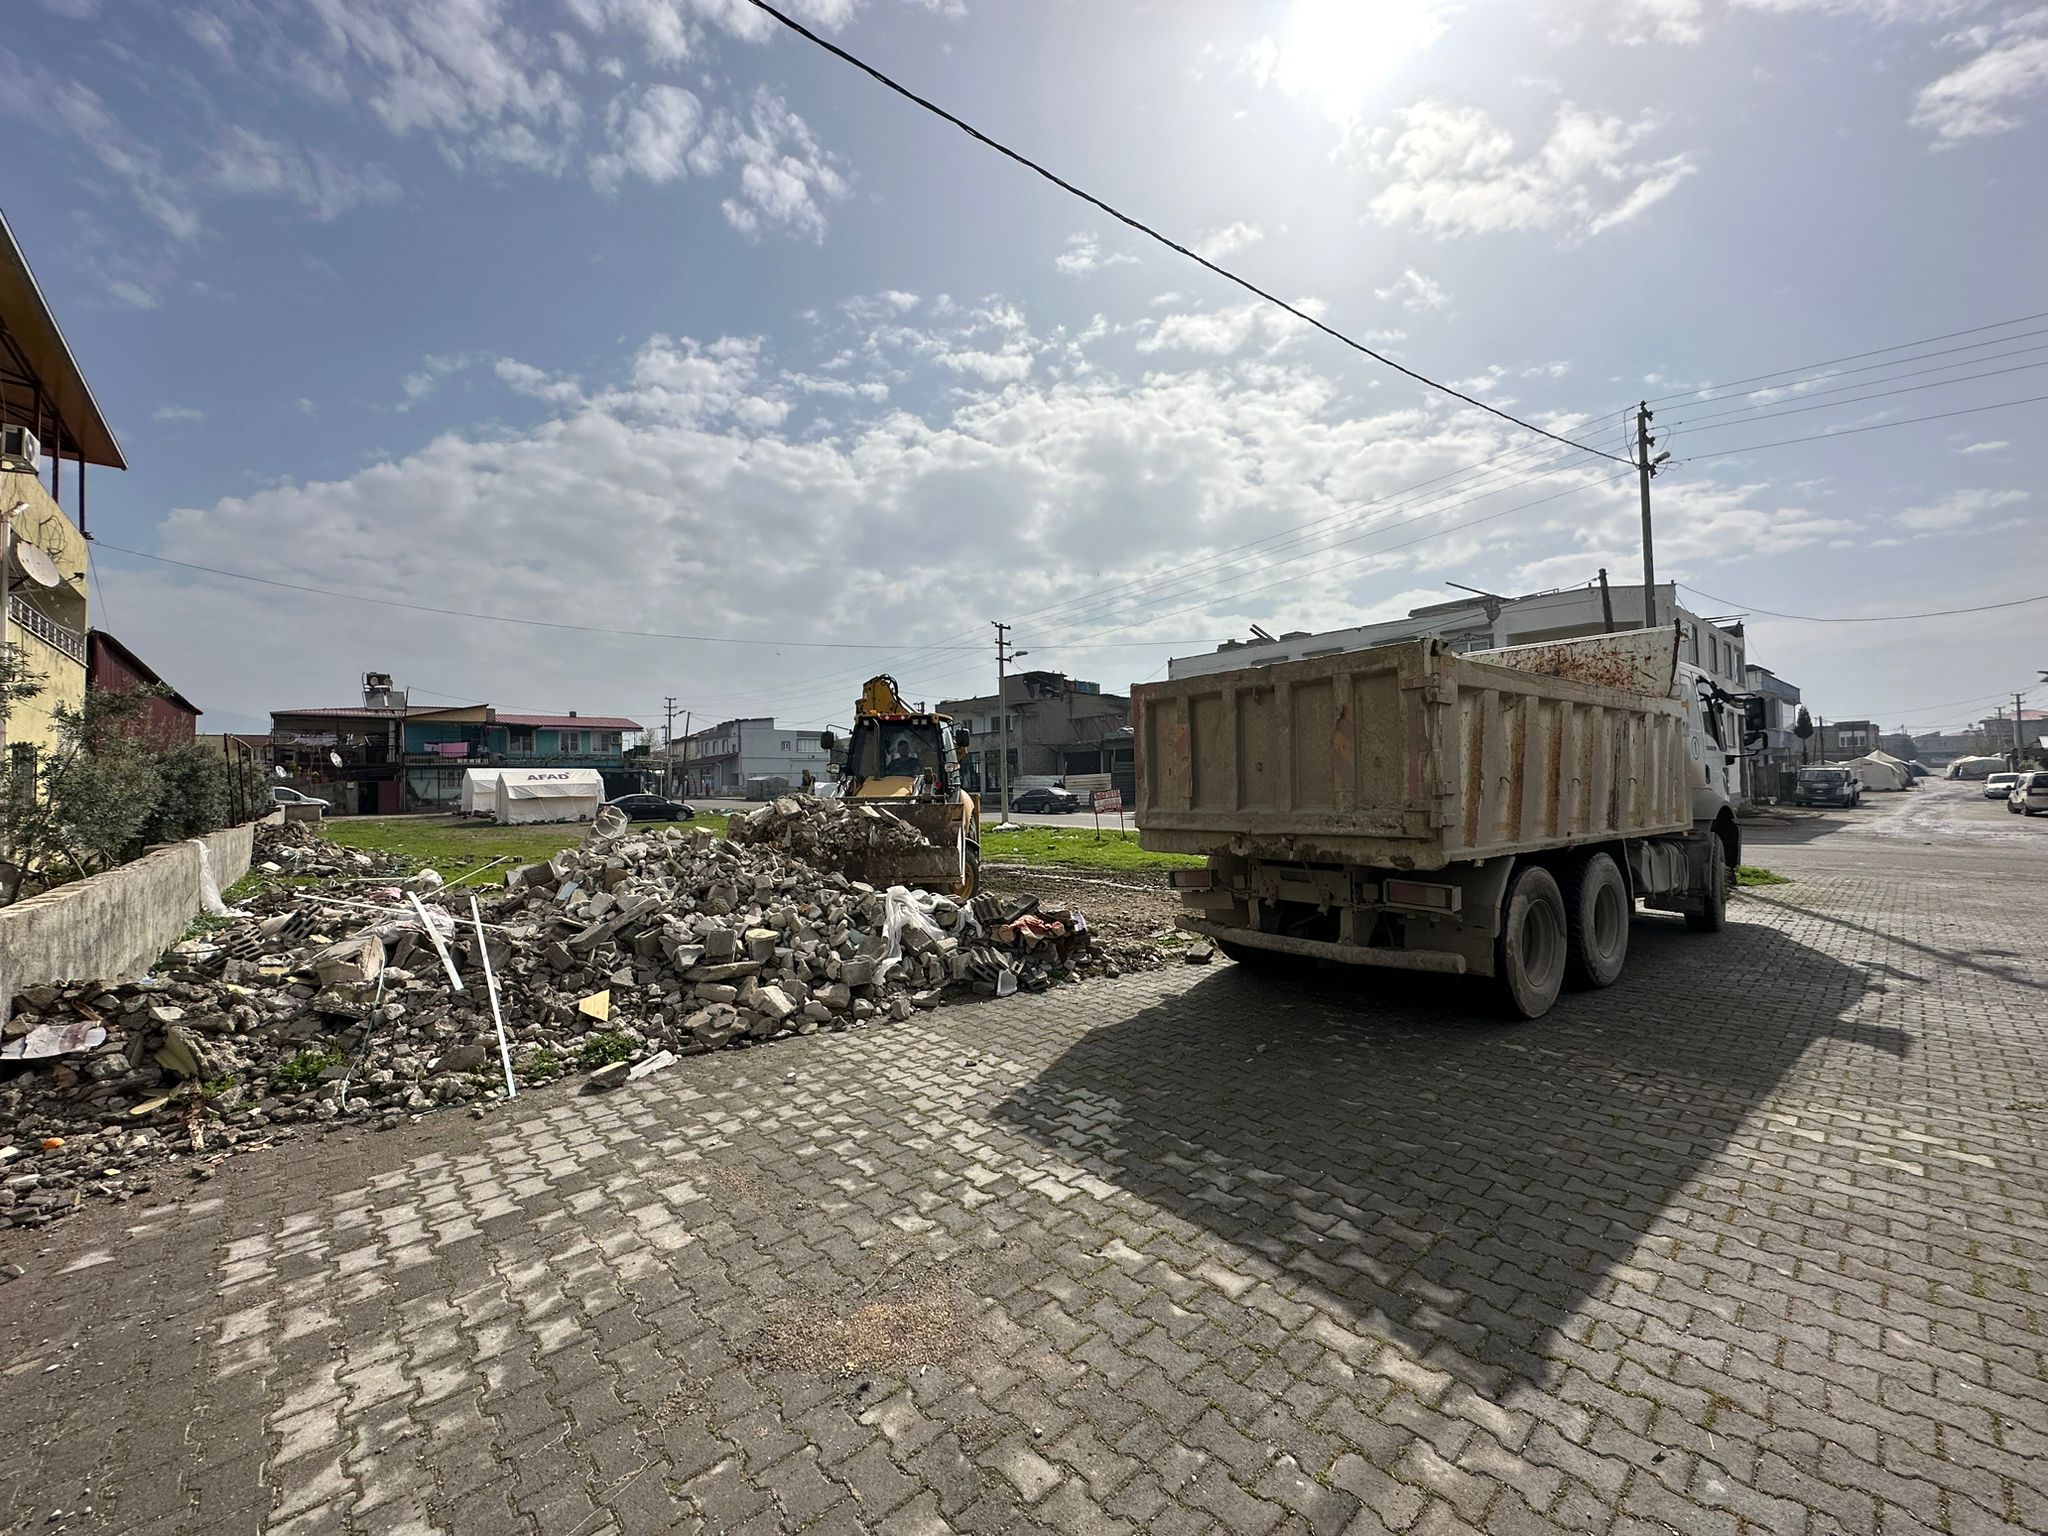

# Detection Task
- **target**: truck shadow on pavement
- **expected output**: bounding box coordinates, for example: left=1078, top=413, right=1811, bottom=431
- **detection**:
left=993, top=913, right=1909, bottom=1406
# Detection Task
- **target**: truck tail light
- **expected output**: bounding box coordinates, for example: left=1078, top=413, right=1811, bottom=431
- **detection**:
left=1383, top=879, right=1459, bottom=913
left=1169, top=868, right=1213, bottom=890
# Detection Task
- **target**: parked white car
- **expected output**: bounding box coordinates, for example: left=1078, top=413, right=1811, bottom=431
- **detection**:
left=270, top=786, right=331, bottom=809
left=1982, top=772, right=2022, bottom=801
left=2007, top=771, right=2048, bottom=816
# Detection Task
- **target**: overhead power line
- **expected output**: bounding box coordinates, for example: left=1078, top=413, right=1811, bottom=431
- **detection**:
left=1678, top=584, right=2048, bottom=623
left=1645, top=310, right=2048, bottom=407
left=739, top=0, right=1628, bottom=467
left=1678, top=391, right=2048, bottom=464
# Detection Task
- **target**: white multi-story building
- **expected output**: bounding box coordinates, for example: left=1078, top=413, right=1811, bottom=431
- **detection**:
left=678, top=717, right=832, bottom=796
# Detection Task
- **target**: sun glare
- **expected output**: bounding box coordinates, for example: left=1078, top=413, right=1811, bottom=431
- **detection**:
left=1267, top=0, right=1447, bottom=121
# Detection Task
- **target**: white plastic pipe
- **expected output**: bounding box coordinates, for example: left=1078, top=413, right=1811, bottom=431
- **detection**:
left=470, top=893, right=517, bottom=1101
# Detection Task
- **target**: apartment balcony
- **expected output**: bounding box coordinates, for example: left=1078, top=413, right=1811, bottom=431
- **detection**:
left=8, top=596, right=86, bottom=665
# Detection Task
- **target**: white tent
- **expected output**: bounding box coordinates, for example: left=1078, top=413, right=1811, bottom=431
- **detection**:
left=459, top=768, right=504, bottom=816
left=492, top=767, right=604, bottom=824
left=1844, top=753, right=1910, bottom=791
left=1948, top=755, right=2006, bottom=780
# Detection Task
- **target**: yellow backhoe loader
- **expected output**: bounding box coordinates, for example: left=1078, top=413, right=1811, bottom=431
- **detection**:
left=818, top=676, right=981, bottom=896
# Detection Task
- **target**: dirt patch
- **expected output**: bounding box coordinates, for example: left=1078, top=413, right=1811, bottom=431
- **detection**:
left=749, top=1268, right=972, bottom=1376
left=980, top=867, right=1184, bottom=953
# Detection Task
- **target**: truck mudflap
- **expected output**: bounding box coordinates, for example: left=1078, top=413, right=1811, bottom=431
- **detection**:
left=1177, top=918, right=1467, bottom=974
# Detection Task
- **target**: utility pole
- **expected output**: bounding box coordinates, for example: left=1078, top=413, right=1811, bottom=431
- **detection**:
left=1597, top=568, right=1615, bottom=633
left=2013, top=691, right=2027, bottom=766
left=1636, top=402, right=1659, bottom=631
left=993, top=621, right=1013, bottom=822
left=662, top=696, right=677, bottom=794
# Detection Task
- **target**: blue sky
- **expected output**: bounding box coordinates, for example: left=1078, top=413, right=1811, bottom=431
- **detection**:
left=6, top=0, right=2045, bottom=738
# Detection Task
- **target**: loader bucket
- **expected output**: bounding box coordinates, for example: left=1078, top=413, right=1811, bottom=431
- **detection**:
left=839, top=802, right=971, bottom=895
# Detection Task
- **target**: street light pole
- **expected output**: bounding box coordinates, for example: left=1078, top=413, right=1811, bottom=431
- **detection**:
left=1636, top=402, right=1658, bottom=630
left=993, top=621, right=1012, bottom=820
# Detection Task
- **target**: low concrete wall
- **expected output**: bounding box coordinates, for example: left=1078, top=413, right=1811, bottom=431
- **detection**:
left=0, top=823, right=256, bottom=1006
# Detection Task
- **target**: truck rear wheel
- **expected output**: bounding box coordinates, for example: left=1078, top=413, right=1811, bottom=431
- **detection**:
left=1495, top=864, right=1567, bottom=1019
left=1684, top=843, right=1727, bottom=933
left=1563, top=851, right=1629, bottom=989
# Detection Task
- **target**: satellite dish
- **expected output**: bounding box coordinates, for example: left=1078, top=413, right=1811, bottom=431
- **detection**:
left=14, top=543, right=61, bottom=588
left=329, top=751, right=344, bottom=768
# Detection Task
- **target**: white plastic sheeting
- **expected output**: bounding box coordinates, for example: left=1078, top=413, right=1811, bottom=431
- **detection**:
left=492, top=767, right=604, bottom=824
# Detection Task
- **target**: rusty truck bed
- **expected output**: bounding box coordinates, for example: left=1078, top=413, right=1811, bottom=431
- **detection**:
left=1133, top=633, right=1694, bottom=870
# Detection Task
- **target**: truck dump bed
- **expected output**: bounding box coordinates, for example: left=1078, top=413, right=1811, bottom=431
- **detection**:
left=1134, top=631, right=1694, bottom=870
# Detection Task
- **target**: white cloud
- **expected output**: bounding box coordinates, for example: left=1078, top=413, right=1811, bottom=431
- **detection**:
left=1954, top=439, right=2010, bottom=454
left=934, top=348, right=1033, bottom=383
left=494, top=358, right=585, bottom=405
left=397, top=353, right=480, bottom=411
left=1363, top=100, right=1696, bottom=240
left=1375, top=268, right=1449, bottom=311
left=1138, top=301, right=1312, bottom=356
left=1192, top=221, right=1265, bottom=260
left=1615, top=0, right=1705, bottom=44
left=1894, top=486, right=2027, bottom=531
left=589, top=83, right=705, bottom=191
left=108, top=280, right=160, bottom=310
left=0, top=51, right=197, bottom=241
left=131, top=301, right=1683, bottom=729
left=716, top=89, right=851, bottom=241
left=1912, top=19, right=2048, bottom=141
left=36, top=0, right=99, bottom=16
left=152, top=404, right=206, bottom=424
left=1054, top=232, right=1139, bottom=276
left=205, top=127, right=401, bottom=219
left=1730, top=0, right=1979, bottom=21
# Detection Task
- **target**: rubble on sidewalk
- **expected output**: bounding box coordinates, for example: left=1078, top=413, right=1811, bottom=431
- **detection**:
left=0, top=801, right=1169, bottom=1228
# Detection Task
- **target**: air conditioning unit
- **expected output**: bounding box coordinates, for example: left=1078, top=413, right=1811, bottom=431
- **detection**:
left=0, top=425, right=39, bottom=473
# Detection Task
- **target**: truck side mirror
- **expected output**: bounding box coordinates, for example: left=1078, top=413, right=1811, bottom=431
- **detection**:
left=955, top=726, right=972, bottom=748
left=818, top=730, right=836, bottom=752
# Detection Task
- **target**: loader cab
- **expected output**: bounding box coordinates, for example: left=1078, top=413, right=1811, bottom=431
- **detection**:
left=836, top=716, right=967, bottom=798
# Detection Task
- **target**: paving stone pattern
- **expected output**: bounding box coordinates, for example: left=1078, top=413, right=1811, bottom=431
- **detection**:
left=2, top=857, right=2043, bottom=1535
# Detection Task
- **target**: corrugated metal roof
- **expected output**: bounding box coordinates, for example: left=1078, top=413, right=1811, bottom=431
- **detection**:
left=497, top=713, right=643, bottom=731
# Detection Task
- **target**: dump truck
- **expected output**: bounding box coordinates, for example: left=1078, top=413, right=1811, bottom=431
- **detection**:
left=1133, top=628, right=1742, bottom=1018
left=817, top=676, right=981, bottom=896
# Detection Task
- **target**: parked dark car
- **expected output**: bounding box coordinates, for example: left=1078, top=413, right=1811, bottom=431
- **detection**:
left=1010, top=786, right=1082, bottom=815
left=1789, top=767, right=1860, bottom=808
left=605, top=793, right=695, bottom=822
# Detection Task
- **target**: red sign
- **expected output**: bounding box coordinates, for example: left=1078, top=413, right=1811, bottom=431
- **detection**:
left=1093, top=790, right=1123, bottom=813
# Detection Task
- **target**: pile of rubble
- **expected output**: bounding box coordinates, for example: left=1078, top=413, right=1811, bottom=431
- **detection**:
left=728, top=794, right=932, bottom=861
left=251, top=817, right=411, bottom=879
left=0, top=803, right=1163, bottom=1227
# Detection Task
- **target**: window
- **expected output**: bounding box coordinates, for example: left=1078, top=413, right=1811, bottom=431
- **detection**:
left=559, top=730, right=587, bottom=754
left=507, top=727, right=534, bottom=754
left=780, top=739, right=793, bottom=751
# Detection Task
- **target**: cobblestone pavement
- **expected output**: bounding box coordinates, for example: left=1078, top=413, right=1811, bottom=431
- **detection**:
left=3, top=808, right=2044, bottom=1535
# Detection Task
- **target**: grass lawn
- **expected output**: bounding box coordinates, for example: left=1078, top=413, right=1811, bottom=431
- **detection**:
left=978, top=824, right=1203, bottom=874
left=1735, top=865, right=1790, bottom=887
left=322, top=813, right=730, bottom=870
